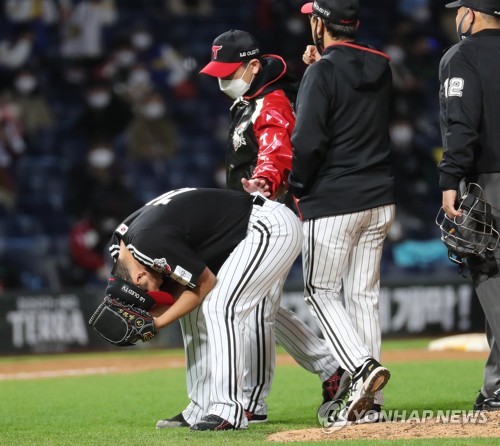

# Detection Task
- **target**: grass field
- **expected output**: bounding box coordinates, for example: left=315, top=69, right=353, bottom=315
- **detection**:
left=0, top=339, right=497, bottom=446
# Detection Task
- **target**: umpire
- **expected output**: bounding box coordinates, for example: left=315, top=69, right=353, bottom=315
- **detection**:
left=439, top=1, right=500, bottom=411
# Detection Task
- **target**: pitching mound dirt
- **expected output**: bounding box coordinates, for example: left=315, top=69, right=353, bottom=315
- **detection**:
left=267, top=411, right=500, bottom=442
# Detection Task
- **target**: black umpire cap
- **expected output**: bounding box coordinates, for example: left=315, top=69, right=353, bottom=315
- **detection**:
left=446, top=0, right=500, bottom=17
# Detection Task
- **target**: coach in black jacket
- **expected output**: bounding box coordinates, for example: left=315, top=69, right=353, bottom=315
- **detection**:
left=289, top=0, right=396, bottom=425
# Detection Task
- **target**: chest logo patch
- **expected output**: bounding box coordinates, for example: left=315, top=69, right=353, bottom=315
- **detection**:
left=152, top=258, right=172, bottom=275
left=116, top=224, right=128, bottom=235
left=232, top=120, right=249, bottom=151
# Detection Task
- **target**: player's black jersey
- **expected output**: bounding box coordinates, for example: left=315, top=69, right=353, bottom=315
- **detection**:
left=438, top=29, right=500, bottom=190
left=109, top=188, right=253, bottom=288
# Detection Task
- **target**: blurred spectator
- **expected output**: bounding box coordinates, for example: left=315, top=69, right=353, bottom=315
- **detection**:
left=117, top=62, right=154, bottom=107
left=127, top=22, right=194, bottom=98
left=398, top=0, right=431, bottom=25
left=166, top=0, right=213, bottom=17
left=10, top=67, right=55, bottom=153
left=64, top=142, right=139, bottom=284
left=68, top=216, right=108, bottom=285
left=0, top=259, right=22, bottom=291
left=126, top=90, right=177, bottom=162
left=0, top=27, right=35, bottom=71
left=60, top=0, right=117, bottom=65
left=4, top=0, right=61, bottom=54
left=99, top=36, right=138, bottom=91
left=0, top=91, right=26, bottom=211
left=75, top=80, right=132, bottom=143
left=5, top=0, right=60, bottom=24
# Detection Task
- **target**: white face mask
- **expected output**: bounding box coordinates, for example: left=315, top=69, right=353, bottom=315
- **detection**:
left=390, top=124, right=414, bottom=150
left=142, top=102, right=165, bottom=119
left=218, top=64, right=253, bottom=100
left=115, top=50, right=136, bottom=67
left=88, top=91, right=111, bottom=109
left=15, top=75, right=37, bottom=94
left=128, top=69, right=150, bottom=86
left=131, top=32, right=152, bottom=50
left=88, top=147, right=114, bottom=169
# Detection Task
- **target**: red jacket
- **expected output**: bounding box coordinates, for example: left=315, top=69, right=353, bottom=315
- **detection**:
left=226, top=55, right=297, bottom=199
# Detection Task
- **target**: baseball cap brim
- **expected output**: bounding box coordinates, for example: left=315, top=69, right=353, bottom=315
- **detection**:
left=301, top=2, right=313, bottom=14
left=445, top=1, right=463, bottom=8
left=199, top=61, right=243, bottom=77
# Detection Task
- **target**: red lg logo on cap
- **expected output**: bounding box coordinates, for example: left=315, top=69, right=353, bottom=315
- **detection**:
left=212, top=45, right=222, bottom=59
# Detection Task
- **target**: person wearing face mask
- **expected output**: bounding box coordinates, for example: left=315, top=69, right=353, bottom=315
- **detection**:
left=11, top=69, right=54, bottom=147
left=437, top=0, right=500, bottom=411
left=77, top=81, right=132, bottom=142
left=155, top=29, right=344, bottom=430
left=126, top=91, right=177, bottom=162
left=289, top=0, right=396, bottom=427
left=64, top=141, right=140, bottom=286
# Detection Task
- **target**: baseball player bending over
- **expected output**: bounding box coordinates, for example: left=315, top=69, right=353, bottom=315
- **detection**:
left=94, top=187, right=302, bottom=430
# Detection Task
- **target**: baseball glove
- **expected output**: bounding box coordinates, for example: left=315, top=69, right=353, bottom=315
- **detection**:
left=89, top=296, right=157, bottom=346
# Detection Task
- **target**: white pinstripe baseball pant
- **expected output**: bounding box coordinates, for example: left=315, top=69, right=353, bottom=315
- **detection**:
left=205, top=197, right=302, bottom=427
left=243, top=280, right=338, bottom=417
left=179, top=295, right=338, bottom=424
left=180, top=280, right=338, bottom=424
left=303, top=204, right=395, bottom=405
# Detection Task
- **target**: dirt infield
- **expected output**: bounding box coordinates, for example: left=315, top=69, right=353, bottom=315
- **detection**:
left=268, top=411, right=500, bottom=442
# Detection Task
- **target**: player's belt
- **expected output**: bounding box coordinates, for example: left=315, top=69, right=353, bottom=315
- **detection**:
left=253, top=195, right=266, bottom=207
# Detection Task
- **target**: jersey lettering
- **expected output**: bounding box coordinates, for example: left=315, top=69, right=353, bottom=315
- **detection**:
left=146, top=188, right=197, bottom=206
left=444, top=77, right=464, bottom=98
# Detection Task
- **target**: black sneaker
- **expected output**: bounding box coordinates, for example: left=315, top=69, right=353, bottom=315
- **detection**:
left=245, top=411, right=268, bottom=423
left=474, top=391, right=486, bottom=411
left=322, top=367, right=351, bottom=404
left=483, top=389, right=500, bottom=411
left=155, top=412, right=190, bottom=428
left=344, top=358, right=390, bottom=422
left=190, top=414, right=236, bottom=431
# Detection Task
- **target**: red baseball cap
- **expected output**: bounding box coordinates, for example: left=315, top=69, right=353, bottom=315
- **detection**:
left=200, top=29, right=260, bottom=78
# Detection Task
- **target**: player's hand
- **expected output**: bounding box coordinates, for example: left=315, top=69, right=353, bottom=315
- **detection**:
left=302, top=45, right=321, bottom=65
left=442, top=189, right=461, bottom=218
left=242, top=177, right=272, bottom=197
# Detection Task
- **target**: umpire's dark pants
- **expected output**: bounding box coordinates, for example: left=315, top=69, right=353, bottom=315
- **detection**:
left=475, top=173, right=500, bottom=396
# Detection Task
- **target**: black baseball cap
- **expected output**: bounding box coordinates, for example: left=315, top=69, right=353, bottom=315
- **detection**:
left=301, top=0, right=359, bottom=25
left=105, top=276, right=175, bottom=310
left=200, top=29, right=260, bottom=78
left=446, top=0, right=500, bottom=17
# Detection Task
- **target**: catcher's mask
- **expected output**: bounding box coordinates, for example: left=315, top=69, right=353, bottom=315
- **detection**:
left=105, top=276, right=175, bottom=310
left=435, top=183, right=499, bottom=265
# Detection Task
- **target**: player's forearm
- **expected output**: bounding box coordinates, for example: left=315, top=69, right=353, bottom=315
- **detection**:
left=153, top=267, right=216, bottom=329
